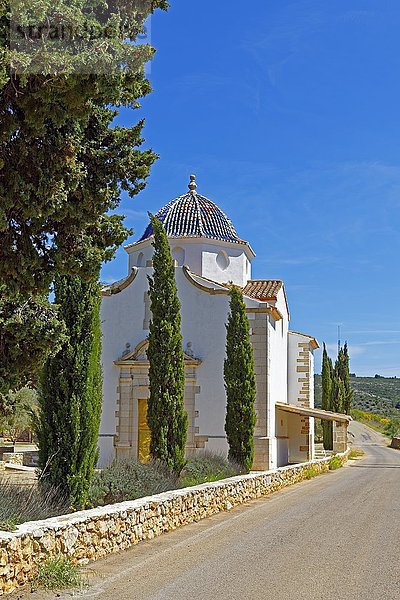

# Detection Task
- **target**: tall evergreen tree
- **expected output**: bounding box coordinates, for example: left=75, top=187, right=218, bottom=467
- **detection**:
left=336, top=343, right=353, bottom=415
left=37, top=275, right=102, bottom=509
left=321, top=343, right=333, bottom=450
left=331, top=344, right=352, bottom=415
left=224, top=286, right=257, bottom=473
left=331, top=375, right=346, bottom=414
left=0, top=0, right=168, bottom=394
left=147, top=216, right=187, bottom=474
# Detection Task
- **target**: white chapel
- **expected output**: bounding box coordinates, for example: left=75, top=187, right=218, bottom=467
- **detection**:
left=99, top=176, right=349, bottom=470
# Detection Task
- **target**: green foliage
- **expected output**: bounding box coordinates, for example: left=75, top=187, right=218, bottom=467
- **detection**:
left=315, top=374, right=400, bottom=421
left=321, top=344, right=333, bottom=450
left=180, top=452, right=240, bottom=487
left=89, top=459, right=178, bottom=507
left=89, top=453, right=241, bottom=507
left=147, top=216, right=187, bottom=474
left=328, top=456, right=343, bottom=470
left=0, top=477, right=68, bottom=531
left=334, top=343, right=353, bottom=414
left=0, top=291, right=66, bottom=394
left=36, top=556, right=83, bottom=590
left=314, top=418, right=323, bottom=442
left=0, top=0, right=168, bottom=393
left=351, top=408, right=400, bottom=438
left=37, top=275, right=102, bottom=509
left=302, top=464, right=321, bottom=480
left=318, top=343, right=353, bottom=446
left=224, top=286, right=257, bottom=473
left=0, top=387, right=37, bottom=443
left=0, top=0, right=168, bottom=296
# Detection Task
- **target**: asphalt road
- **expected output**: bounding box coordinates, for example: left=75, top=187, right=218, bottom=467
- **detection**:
left=17, top=423, right=400, bottom=600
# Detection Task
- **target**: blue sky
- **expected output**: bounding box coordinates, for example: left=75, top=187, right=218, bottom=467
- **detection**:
left=101, top=0, right=400, bottom=376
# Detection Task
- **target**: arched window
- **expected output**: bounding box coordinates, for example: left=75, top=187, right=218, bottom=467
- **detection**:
left=172, top=246, right=185, bottom=266
left=216, top=250, right=230, bottom=271
left=137, top=252, right=144, bottom=267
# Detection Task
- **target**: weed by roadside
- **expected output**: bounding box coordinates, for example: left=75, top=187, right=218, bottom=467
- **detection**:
left=35, top=556, right=84, bottom=590
left=302, top=465, right=321, bottom=480
left=348, top=448, right=365, bottom=460
left=329, top=456, right=344, bottom=470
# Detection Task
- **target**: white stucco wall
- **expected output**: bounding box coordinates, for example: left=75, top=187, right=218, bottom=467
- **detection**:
left=100, top=251, right=317, bottom=470
left=263, top=287, right=289, bottom=468
left=287, top=331, right=316, bottom=408
left=100, top=268, right=152, bottom=466
left=126, top=237, right=253, bottom=287
left=100, top=265, right=236, bottom=465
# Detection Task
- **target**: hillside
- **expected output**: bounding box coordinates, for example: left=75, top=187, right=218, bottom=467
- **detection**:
left=314, top=375, right=400, bottom=418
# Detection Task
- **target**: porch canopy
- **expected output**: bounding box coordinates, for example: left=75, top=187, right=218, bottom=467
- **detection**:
left=276, top=402, right=352, bottom=423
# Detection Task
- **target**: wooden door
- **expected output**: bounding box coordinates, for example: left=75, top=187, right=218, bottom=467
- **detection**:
left=138, top=399, right=151, bottom=463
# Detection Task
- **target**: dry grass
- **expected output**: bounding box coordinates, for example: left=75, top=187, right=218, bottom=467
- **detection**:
left=348, top=448, right=366, bottom=460
left=0, top=477, right=68, bottom=531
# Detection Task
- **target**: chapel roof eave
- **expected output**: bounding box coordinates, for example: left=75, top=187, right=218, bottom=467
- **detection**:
left=276, top=402, right=352, bottom=423
left=242, top=279, right=290, bottom=319
left=288, top=330, right=320, bottom=349
left=182, top=266, right=283, bottom=321
left=101, top=267, right=138, bottom=297
left=124, top=234, right=256, bottom=259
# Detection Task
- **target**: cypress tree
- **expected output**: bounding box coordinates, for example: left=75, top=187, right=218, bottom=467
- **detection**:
left=37, top=275, right=102, bottom=509
left=224, top=286, right=257, bottom=472
left=338, top=343, right=353, bottom=415
left=333, top=344, right=353, bottom=415
left=147, top=216, right=187, bottom=474
left=321, top=344, right=333, bottom=450
left=331, top=376, right=346, bottom=414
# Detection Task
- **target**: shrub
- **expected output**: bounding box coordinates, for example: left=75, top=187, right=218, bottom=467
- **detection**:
left=36, top=556, right=83, bottom=590
left=180, top=452, right=240, bottom=487
left=302, top=465, right=321, bottom=480
left=329, top=456, right=343, bottom=470
left=89, top=459, right=178, bottom=507
left=0, top=478, right=68, bottom=531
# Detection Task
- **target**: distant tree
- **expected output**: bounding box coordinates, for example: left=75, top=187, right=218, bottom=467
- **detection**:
left=224, top=286, right=257, bottom=473
left=37, top=275, right=102, bottom=509
left=147, top=216, right=187, bottom=474
left=321, top=344, right=333, bottom=450
left=0, top=387, right=38, bottom=444
left=331, top=376, right=346, bottom=414
left=335, top=343, right=353, bottom=415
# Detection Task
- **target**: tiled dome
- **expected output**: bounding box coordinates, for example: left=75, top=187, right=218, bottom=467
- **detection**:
left=139, top=176, right=246, bottom=245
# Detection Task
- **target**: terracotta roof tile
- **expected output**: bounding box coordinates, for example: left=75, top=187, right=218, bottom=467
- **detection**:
left=242, top=280, right=283, bottom=301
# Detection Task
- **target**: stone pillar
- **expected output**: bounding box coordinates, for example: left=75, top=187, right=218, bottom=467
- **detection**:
left=249, top=311, right=276, bottom=470
left=333, top=421, right=347, bottom=453
left=250, top=312, right=268, bottom=438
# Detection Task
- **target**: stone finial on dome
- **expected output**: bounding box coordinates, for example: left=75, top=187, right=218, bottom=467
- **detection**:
left=188, top=174, right=197, bottom=192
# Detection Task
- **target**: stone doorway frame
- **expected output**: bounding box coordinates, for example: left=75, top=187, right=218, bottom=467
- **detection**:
left=113, top=340, right=202, bottom=461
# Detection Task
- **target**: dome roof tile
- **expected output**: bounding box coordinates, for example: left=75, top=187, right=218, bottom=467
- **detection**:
left=139, top=176, right=247, bottom=245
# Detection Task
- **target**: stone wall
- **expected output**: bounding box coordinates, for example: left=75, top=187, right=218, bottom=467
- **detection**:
left=0, top=453, right=348, bottom=595
left=1, top=454, right=23, bottom=467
